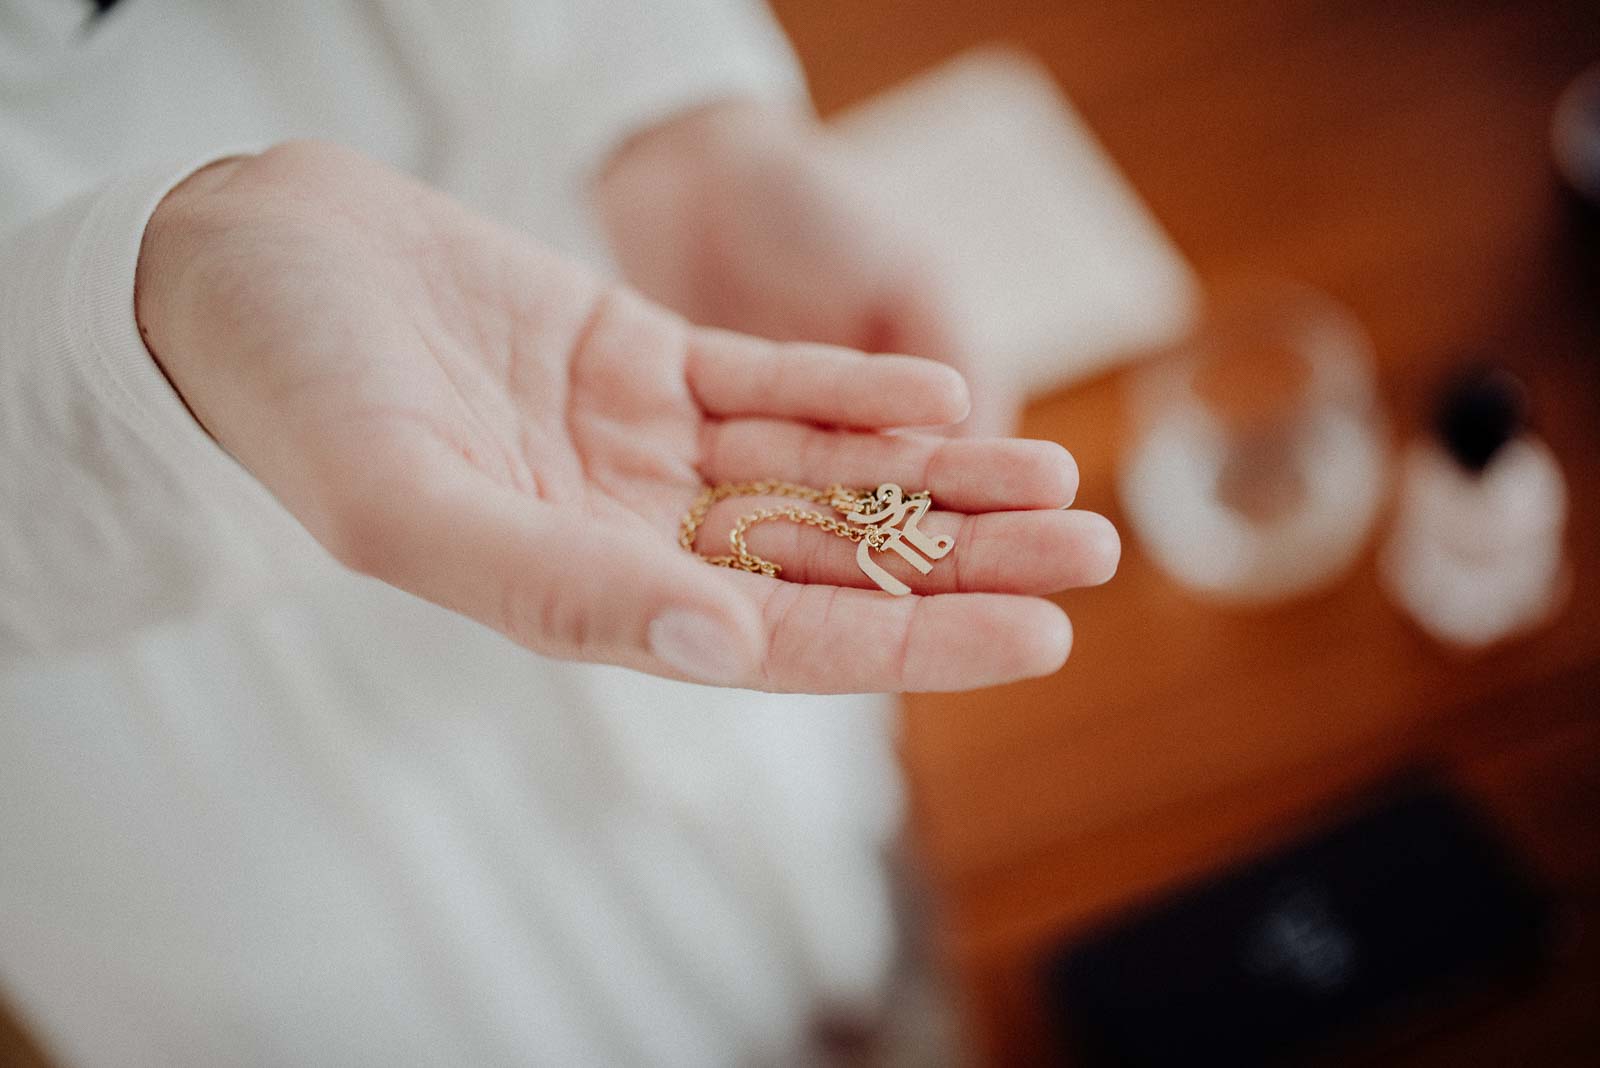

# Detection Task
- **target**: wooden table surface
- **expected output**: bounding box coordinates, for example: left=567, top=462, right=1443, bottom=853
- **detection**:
left=770, top=0, right=1600, bottom=1064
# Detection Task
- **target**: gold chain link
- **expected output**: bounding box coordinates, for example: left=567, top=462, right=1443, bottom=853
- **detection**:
left=679, top=480, right=885, bottom=578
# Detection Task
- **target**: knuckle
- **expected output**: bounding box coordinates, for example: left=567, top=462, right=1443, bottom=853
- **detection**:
left=920, top=438, right=950, bottom=496
left=953, top=514, right=980, bottom=591
left=892, top=596, right=927, bottom=689
left=757, top=582, right=807, bottom=689
left=498, top=568, right=594, bottom=660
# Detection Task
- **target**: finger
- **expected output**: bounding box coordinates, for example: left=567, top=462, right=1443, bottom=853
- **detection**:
left=691, top=501, right=1119, bottom=595
left=331, top=471, right=766, bottom=687
left=699, top=419, right=1079, bottom=512
left=730, top=574, right=1074, bottom=693
left=954, top=373, right=1024, bottom=438
left=686, top=328, right=970, bottom=428
left=867, top=273, right=1018, bottom=439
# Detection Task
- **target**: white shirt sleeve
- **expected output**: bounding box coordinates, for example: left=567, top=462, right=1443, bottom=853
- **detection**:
left=554, top=0, right=810, bottom=180
left=0, top=154, right=320, bottom=660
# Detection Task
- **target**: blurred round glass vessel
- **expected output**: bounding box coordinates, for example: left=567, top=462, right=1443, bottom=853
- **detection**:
left=1118, top=280, right=1387, bottom=604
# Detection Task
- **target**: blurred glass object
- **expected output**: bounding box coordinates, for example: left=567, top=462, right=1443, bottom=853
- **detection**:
left=1552, top=61, right=1600, bottom=205
left=1379, top=367, right=1569, bottom=649
left=1119, top=281, right=1386, bottom=603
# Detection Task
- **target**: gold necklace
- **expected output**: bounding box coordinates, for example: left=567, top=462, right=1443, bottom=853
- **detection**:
left=679, top=480, right=954, bottom=596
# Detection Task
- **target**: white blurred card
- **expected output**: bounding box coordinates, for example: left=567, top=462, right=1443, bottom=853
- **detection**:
left=831, top=48, right=1199, bottom=396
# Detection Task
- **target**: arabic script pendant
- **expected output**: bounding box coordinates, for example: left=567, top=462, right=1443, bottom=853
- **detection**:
left=680, top=480, right=955, bottom=596
left=844, top=483, right=955, bottom=596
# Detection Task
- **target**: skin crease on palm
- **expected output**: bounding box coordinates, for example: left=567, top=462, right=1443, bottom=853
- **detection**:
left=133, top=114, right=1120, bottom=696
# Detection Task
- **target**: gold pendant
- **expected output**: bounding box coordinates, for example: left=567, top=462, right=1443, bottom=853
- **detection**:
left=680, top=480, right=954, bottom=595
left=844, top=483, right=955, bottom=596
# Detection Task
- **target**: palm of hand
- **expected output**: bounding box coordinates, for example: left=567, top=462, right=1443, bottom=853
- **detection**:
left=140, top=141, right=1114, bottom=693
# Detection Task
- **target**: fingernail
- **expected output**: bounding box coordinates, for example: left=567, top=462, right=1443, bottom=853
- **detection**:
left=947, top=370, right=974, bottom=422
left=1084, top=513, right=1122, bottom=585
left=648, top=610, right=749, bottom=685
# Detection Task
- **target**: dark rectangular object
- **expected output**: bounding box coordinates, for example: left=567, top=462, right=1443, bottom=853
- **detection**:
left=1043, top=780, right=1552, bottom=1066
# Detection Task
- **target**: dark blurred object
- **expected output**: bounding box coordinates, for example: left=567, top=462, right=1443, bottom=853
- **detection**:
left=1043, top=781, right=1552, bottom=1067
left=1436, top=367, right=1529, bottom=474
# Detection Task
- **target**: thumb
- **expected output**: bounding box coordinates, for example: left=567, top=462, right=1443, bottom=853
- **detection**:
left=956, top=371, right=1024, bottom=438
left=872, top=274, right=1022, bottom=436
left=339, top=477, right=764, bottom=685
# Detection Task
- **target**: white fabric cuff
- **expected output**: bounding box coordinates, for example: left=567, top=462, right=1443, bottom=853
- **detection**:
left=65, top=148, right=269, bottom=504
left=0, top=146, right=320, bottom=656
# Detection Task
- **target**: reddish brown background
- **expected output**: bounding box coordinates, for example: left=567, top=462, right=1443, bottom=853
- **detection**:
left=767, top=0, right=1600, bottom=1064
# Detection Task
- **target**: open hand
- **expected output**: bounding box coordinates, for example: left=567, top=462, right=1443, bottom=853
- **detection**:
left=137, top=141, right=1117, bottom=693
left=598, top=101, right=1024, bottom=436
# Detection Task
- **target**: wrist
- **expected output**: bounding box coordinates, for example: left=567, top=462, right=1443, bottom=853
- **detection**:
left=600, top=98, right=814, bottom=183
left=134, top=154, right=250, bottom=429
left=594, top=98, right=825, bottom=234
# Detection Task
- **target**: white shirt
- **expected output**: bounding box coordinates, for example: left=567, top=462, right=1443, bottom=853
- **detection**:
left=0, top=3, right=902, bottom=1064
